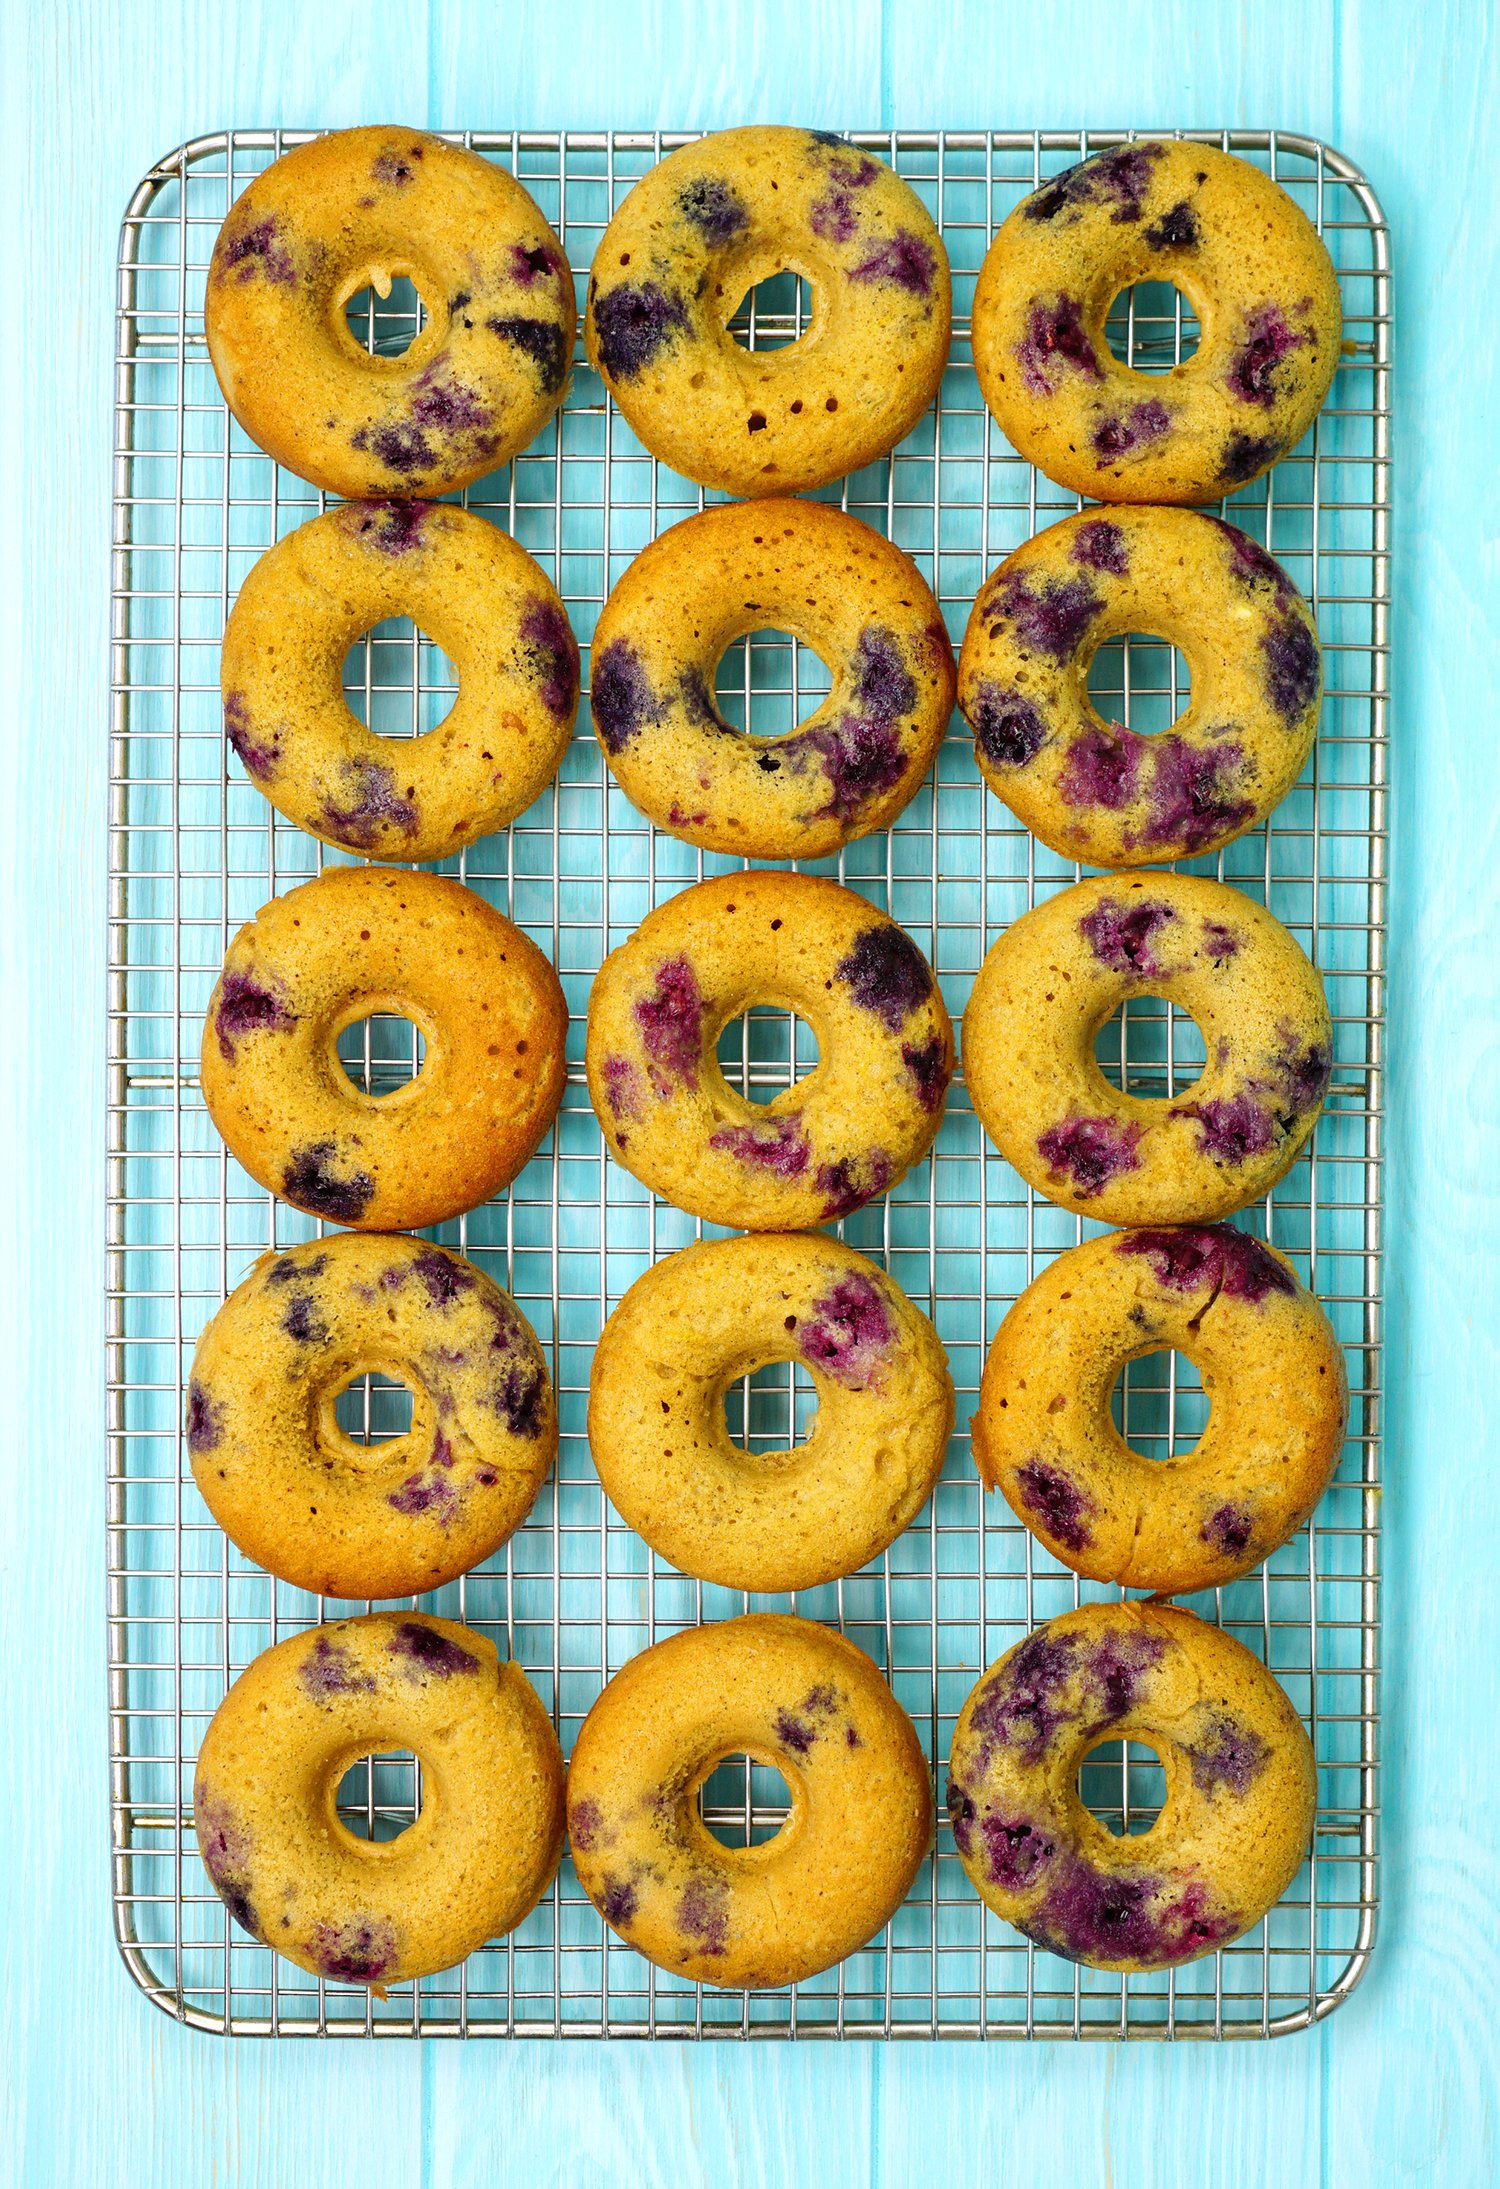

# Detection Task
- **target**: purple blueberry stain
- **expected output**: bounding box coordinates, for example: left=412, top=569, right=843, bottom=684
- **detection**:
left=810, top=152, right=880, bottom=242
left=947, top=1779, right=977, bottom=1855
left=1144, top=199, right=1200, bottom=251
left=1117, top=1223, right=1294, bottom=1306
left=1092, top=398, right=1171, bottom=466
left=633, top=955, right=705, bottom=1094
left=299, top=1635, right=377, bottom=1703
left=850, top=228, right=937, bottom=298
left=313, top=1916, right=398, bottom=1985
left=1219, top=432, right=1285, bottom=486
left=1024, top=142, right=1166, bottom=227
left=677, top=174, right=749, bottom=246
left=485, top=314, right=570, bottom=397
left=784, top=714, right=905, bottom=823
left=1015, top=294, right=1102, bottom=396
left=1013, top=1460, right=1095, bottom=1554
left=849, top=625, right=918, bottom=726
left=319, top=756, right=419, bottom=850
left=186, top=1380, right=224, bottom=1455
left=1036, top=1116, right=1145, bottom=1198
left=223, top=690, right=280, bottom=780
left=194, top=1785, right=261, bottom=1938
left=676, top=1873, right=729, bottom=1955
left=968, top=683, right=1047, bottom=770
left=833, top=922, right=933, bottom=1030
left=219, top=213, right=295, bottom=286
left=990, top=570, right=1103, bottom=662
left=592, top=280, right=692, bottom=379
left=510, top=240, right=567, bottom=288
left=389, top=1621, right=479, bottom=1677
left=347, top=499, right=432, bottom=557
left=410, top=1249, right=476, bottom=1307
left=1228, top=304, right=1305, bottom=408
left=431, top=1429, right=455, bottom=1469
left=1086, top=1627, right=1167, bottom=1721
left=570, top=1797, right=604, bottom=1852
left=590, top=636, right=665, bottom=754
left=494, top=1357, right=547, bottom=1439
left=282, top=1143, right=375, bottom=1225
left=1059, top=724, right=1143, bottom=811
left=816, top=1149, right=892, bottom=1221
left=1078, top=896, right=1175, bottom=978
left=268, top=1253, right=327, bottom=1284
left=800, top=1271, right=894, bottom=1388
left=1272, top=1026, right=1332, bottom=1113
left=775, top=1710, right=816, bottom=1756
left=520, top=597, right=580, bottom=721
left=386, top=1471, right=460, bottom=1523
left=1210, top=518, right=1292, bottom=596
left=1201, top=1502, right=1255, bottom=1557
left=1202, top=920, right=1240, bottom=962
left=981, top=1814, right=1057, bottom=1892
left=1137, top=735, right=1255, bottom=854
left=1171, top=1093, right=1276, bottom=1166
left=599, top=1875, right=639, bottom=1928
left=1015, top=1852, right=1225, bottom=1965
left=215, top=969, right=293, bottom=1062
left=1070, top=520, right=1130, bottom=575
left=708, top=1115, right=811, bottom=1177
left=282, top=1292, right=327, bottom=1345
left=902, top=1035, right=949, bottom=1113
left=1261, top=613, right=1321, bottom=722
left=371, top=148, right=421, bottom=186
left=601, top=1053, right=644, bottom=1123
left=1188, top=1712, right=1271, bottom=1798
left=967, top=1631, right=1082, bottom=1766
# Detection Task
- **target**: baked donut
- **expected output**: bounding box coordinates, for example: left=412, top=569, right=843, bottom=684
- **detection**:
left=962, top=872, right=1330, bottom=1224
left=206, top=127, right=575, bottom=499
left=187, top=1234, right=555, bottom=1601
left=222, top=501, right=578, bottom=860
left=585, top=872, right=951, bottom=1229
left=589, top=499, right=954, bottom=858
left=588, top=1235, right=952, bottom=1592
left=957, top=508, right=1321, bottom=867
left=971, top=1224, right=1347, bottom=1593
left=971, top=140, right=1341, bottom=504
left=194, top=1613, right=564, bottom=1984
left=947, top=1602, right=1314, bottom=1969
left=584, top=127, right=950, bottom=497
left=202, top=866, right=566, bottom=1231
left=566, top=1615, right=931, bottom=1987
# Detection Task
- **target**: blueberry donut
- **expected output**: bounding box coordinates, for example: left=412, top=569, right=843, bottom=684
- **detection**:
left=206, top=127, right=575, bottom=499
left=221, top=502, right=578, bottom=861
left=589, top=499, right=954, bottom=858
left=947, top=1603, right=1315, bottom=1969
left=187, top=1234, right=555, bottom=1601
left=589, top=1236, right=952, bottom=1592
left=962, top=873, right=1331, bottom=1223
left=958, top=509, right=1321, bottom=867
left=566, top=1615, right=931, bottom=1988
left=972, top=141, right=1341, bottom=504
left=586, top=872, right=952, bottom=1230
left=585, top=127, right=950, bottom=497
left=194, top=1613, right=564, bottom=1985
left=971, top=1225, right=1347, bottom=1594
left=202, top=866, right=566, bottom=1231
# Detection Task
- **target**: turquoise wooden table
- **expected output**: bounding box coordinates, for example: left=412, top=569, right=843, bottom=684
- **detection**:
left=6, top=0, right=1499, bottom=2181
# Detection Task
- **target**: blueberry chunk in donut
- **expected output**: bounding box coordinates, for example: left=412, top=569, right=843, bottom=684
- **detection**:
left=834, top=922, right=933, bottom=1029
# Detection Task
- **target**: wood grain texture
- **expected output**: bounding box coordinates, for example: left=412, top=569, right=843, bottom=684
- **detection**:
left=5, top=0, right=1499, bottom=2183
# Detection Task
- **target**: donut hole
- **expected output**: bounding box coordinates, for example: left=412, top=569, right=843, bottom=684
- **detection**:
left=722, top=1356, right=819, bottom=1456
left=727, top=269, right=814, bottom=353
left=1086, top=632, right=1191, bottom=736
left=714, top=628, right=833, bottom=738
left=716, top=1004, right=819, bottom=1105
left=1077, top=1738, right=1167, bottom=1837
left=1104, top=280, right=1201, bottom=372
left=342, top=618, right=458, bottom=736
left=343, top=273, right=428, bottom=358
left=698, top=1754, right=794, bottom=1848
left=335, top=1749, right=422, bottom=1843
left=337, top=1014, right=427, bottom=1098
left=1110, top=1350, right=1210, bottom=1461
left=333, top=1370, right=417, bottom=1444
left=1094, top=993, right=1206, bottom=1099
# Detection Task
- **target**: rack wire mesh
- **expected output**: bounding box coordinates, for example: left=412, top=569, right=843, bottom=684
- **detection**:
left=107, top=127, right=1389, bottom=2039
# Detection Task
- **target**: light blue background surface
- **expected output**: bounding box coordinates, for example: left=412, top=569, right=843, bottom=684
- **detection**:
left=4, top=2, right=1498, bottom=2183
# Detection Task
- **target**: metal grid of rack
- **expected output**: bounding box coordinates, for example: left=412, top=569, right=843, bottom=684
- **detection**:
left=108, top=128, right=1389, bottom=2039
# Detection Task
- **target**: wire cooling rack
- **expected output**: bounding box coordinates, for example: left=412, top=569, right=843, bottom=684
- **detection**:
left=108, top=128, right=1389, bottom=2039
